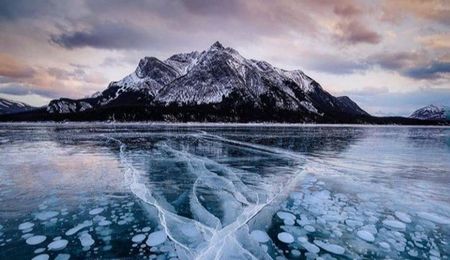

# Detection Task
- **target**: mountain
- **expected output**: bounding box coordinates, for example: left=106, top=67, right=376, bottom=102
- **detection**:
left=1, top=41, right=443, bottom=124
left=38, top=41, right=369, bottom=122
left=0, top=97, right=34, bottom=115
left=410, top=105, right=450, bottom=121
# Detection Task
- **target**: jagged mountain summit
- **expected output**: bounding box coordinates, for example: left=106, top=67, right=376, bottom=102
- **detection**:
left=41, top=41, right=369, bottom=122
left=410, top=105, right=450, bottom=121
left=0, top=97, right=34, bottom=115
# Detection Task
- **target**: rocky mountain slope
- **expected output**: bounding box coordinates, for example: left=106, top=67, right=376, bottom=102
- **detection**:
left=40, top=41, right=369, bottom=122
left=0, top=97, right=34, bottom=115
left=410, top=105, right=450, bottom=121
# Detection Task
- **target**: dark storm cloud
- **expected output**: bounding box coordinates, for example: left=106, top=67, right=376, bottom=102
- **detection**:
left=304, top=53, right=369, bottom=74
left=0, top=0, right=53, bottom=20
left=50, top=22, right=159, bottom=50
left=405, top=62, right=450, bottom=80
left=0, top=84, right=59, bottom=98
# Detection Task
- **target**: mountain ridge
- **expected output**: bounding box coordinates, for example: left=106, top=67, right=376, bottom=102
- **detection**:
left=0, top=42, right=446, bottom=125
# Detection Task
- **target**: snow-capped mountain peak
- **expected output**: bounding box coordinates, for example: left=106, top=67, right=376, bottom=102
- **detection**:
left=410, top=104, right=449, bottom=120
left=44, top=41, right=370, bottom=121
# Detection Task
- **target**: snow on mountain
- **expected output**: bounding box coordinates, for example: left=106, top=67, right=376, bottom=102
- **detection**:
left=45, top=41, right=369, bottom=121
left=0, top=97, right=34, bottom=115
left=410, top=105, right=450, bottom=120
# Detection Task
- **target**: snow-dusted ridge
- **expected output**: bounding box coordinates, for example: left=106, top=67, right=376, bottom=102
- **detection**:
left=410, top=104, right=450, bottom=121
left=0, top=97, right=34, bottom=115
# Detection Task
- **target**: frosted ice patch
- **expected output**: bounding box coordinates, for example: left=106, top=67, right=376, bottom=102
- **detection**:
left=98, top=220, right=111, bottom=226
left=132, top=234, right=146, bottom=243
left=19, top=222, right=34, bottom=230
left=417, top=212, right=450, bottom=224
left=314, top=240, right=345, bottom=255
left=48, top=239, right=68, bottom=251
left=36, top=211, right=59, bottom=221
left=26, top=235, right=47, bottom=245
left=356, top=230, right=375, bottom=242
left=277, top=232, right=294, bottom=243
left=395, top=211, right=412, bottom=223
left=89, top=208, right=104, bottom=215
left=382, top=220, right=406, bottom=229
left=79, top=233, right=94, bottom=247
left=32, top=254, right=49, bottom=260
left=146, top=231, right=167, bottom=247
left=250, top=230, right=270, bottom=243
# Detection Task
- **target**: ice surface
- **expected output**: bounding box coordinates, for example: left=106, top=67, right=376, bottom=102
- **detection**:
left=418, top=212, right=450, bottom=224
left=146, top=231, right=167, bottom=247
left=26, top=235, right=47, bottom=245
left=250, top=230, right=270, bottom=243
left=54, top=254, right=71, bottom=260
left=48, top=239, right=68, bottom=251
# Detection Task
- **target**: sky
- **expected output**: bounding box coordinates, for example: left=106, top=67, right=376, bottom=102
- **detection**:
left=0, top=0, right=449, bottom=116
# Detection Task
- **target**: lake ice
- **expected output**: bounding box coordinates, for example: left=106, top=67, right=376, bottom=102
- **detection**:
left=0, top=123, right=449, bottom=259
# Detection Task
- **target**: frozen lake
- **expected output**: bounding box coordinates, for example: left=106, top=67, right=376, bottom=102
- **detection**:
left=0, top=123, right=449, bottom=259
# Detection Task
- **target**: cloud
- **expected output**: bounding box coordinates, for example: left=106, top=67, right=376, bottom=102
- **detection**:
left=0, top=53, right=35, bottom=79
left=305, top=54, right=369, bottom=74
left=333, top=20, right=381, bottom=44
left=405, top=62, right=450, bottom=80
left=370, top=52, right=420, bottom=70
left=50, top=22, right=160, bottom=50
left=382, top=0, right=450, bottom=25
left=419, top=34, right=450, bottom=50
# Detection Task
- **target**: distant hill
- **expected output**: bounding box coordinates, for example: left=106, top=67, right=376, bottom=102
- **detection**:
left=0, top=97, right=34, bottom=115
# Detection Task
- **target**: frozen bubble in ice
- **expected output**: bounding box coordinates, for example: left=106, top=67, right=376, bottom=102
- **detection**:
left=290, top=192, right=303, bottom=200
left=36, top=211, right=59, bottom=221
left=55, top=254, right=71, bottom=260
left=22, top=233, right=34, bottom=239
left=26, top=235, right=47, bottom=245
left=417, top=212, right=450, bottom=224
left=382, top=220, right=406, bottom=229
left=32, top=254, right=49, bottom=260
left=146, top=231, right=167, bottom=247
left=356, top=230, right=375, bottom=242
left=250, top=230, right=270, bottom=243
left=302, top=242, right=320, bottom=254
left=98, top=220, right=111, bottom=226
left=277, top=211, right=295, bottom=221
left=277, top=232, right=294, bottom=244
left=19, top=222, right=34, bottom=230
left=48, top=239, right=68, bottom=251
left=66, top=221, right=92, bottom=236
left=142, top=227, right=151, bottom=232
left=53, top=236, right=61, bottom=241
left=284, top=218, right=295, bottom=225
left=79, top=233, right=95, bottom=247
left=89, top=208, right=104, bottom=215
left=291, top=249, right=301, bottom=257
left=313, top=240, right=345, bottom=255
left=34, top=248, right=45, bottom=254
left=379, top=242, right=390, bottom=250
left=304, top=225, right=315, bottom=232
left=132, top=234, right=146, bottom=243
left=395, top=211, right=412, bottom=223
